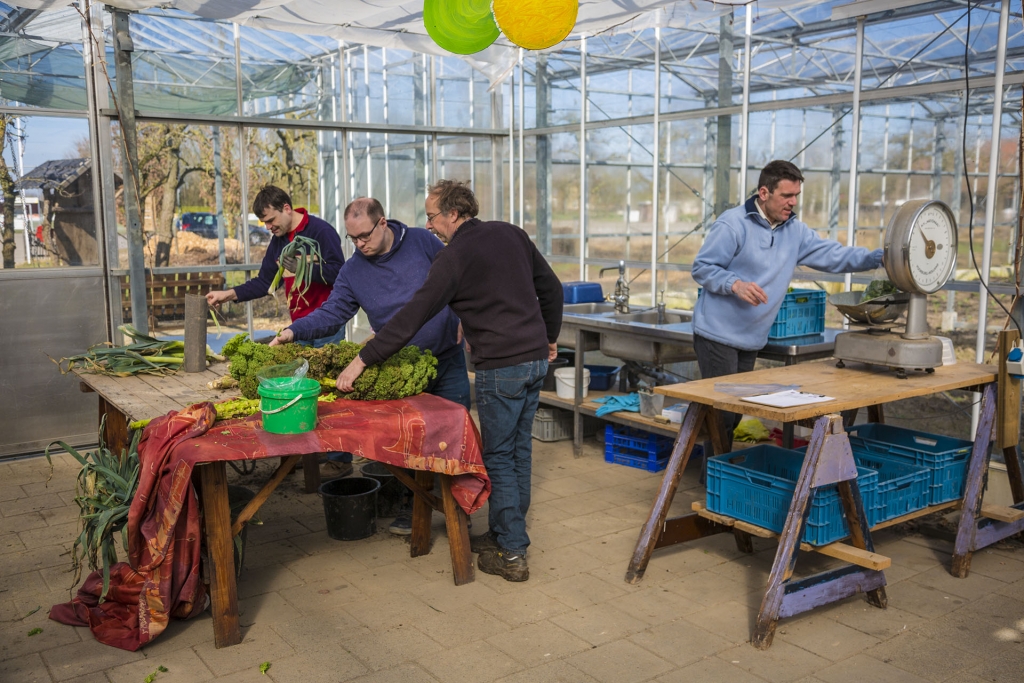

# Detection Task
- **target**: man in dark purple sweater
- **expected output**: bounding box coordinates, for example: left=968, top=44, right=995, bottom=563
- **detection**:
left=336, top=180, right=563, bottom=582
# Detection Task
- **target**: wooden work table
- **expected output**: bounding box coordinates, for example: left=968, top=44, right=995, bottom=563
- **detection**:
left=74, top=364, right=476, bottom=649
left=625, top=358, right=1024, bottom=649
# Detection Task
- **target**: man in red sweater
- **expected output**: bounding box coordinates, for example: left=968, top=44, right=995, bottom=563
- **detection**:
left=206, top=185, right=346, bottom=348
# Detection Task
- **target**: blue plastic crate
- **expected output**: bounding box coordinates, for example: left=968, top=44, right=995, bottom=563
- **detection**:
left=706, top=445, right=877, bottom=546
left=851, top=450, right=931, bottom=526
left=563, top=281, right=605, bottom=304
left=585, top=365, right=620, bottom=391
left=847, top=423, right=972, bottom=505
left=767, top=289, right=826, bottom=340
left=604, top=424, right=679, bottom=472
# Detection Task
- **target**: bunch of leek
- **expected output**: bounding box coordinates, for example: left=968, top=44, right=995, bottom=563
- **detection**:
left=45, top=419, right=140, bottom=600
left=55, top=325, right=224, bottom=377
left=268, top=235, right=324, bottom=303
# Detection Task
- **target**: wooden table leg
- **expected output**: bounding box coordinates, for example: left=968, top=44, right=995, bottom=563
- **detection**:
left=1003, top=444, right=1024, bottom=505
left=199, top=462, right=241, bottom=648
left=409, top=469, right=435, bottom=558
left=625, top=403, right=708, bottom=584
left=302, top=453, right=320, bottom=493
left=439, top=475, right=474, bottom=585
left=752, top=414, right=885, bottom=649
left=867, top=404, right=885, bottom=424
left=99, top=397, right=130, bottom=456
left=952, top=383, right=998, bottom=578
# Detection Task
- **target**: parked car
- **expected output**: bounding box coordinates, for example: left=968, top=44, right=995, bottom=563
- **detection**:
left=178, top=212, right=220, bottom=239
left=247, top=224, right=271, bottom=246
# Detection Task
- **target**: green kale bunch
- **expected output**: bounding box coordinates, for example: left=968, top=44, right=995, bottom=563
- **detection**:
left=864, top=279, right=899, bottom=300
left=225, top=335, right=438, bottom=401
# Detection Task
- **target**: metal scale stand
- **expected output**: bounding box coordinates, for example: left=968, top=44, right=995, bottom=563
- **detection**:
left=832, top=199, right=958, bottom=378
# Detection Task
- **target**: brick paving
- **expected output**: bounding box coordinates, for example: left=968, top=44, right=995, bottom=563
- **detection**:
left=2, top=439, right=1023, bottom=683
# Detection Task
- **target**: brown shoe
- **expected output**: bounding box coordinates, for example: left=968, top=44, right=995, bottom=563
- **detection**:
left=319, top=461, right=353, bottom=480
left=478, top=548, right=529, bottom=582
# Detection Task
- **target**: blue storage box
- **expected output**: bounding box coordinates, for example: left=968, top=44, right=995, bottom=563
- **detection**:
left=847, top=423, right=973, bottom=505
left=604, top=424, right=682, bottom=472
left=767, top=289, right=826, bottom=340
left=563, top=281, right=605, bottom=304
left=851, top=450, right=931, bottom=526
left=584, top=365, right=619, bottom=391
left=706, top=445, right=877, bottom=546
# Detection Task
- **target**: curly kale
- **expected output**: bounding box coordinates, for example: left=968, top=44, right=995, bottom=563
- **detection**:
left=221, top=333, right=250, bottom=360
left=227, top=338, right=438, bottom=401
left=864, top=279, right=899, bottom=300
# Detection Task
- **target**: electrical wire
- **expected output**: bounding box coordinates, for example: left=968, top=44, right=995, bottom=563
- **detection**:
left=961, top=0, right=1023, bottom=339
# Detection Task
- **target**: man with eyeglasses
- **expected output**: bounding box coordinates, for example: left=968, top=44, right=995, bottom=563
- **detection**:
left=270, top=197, right=470, bottom=531
left=206, top=185, right=346, bottom=348
left=334, top=180, right=563, bottom=582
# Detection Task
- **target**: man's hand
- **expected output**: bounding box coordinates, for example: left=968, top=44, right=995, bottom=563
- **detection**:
left=337, top=355, right=367, bottom=393
left=280, top=254, right=298, bottom=273
left=731, top=280, right=768, bottom=306
left=269, top=329, right=294, bottom=347
left=548, top=342, right=558, bottom=361
left=206, top=289, right=236, bottom=308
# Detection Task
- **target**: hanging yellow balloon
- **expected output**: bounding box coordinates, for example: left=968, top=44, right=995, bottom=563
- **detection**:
left=423, top=0, right=500, bottom=55
left=492, top=0, right=579, bottom=50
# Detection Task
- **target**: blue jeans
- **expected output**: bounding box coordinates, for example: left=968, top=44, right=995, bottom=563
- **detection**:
left=426, top=347, right=471, bottom=410
left=475, top=358, right=547, bottom=554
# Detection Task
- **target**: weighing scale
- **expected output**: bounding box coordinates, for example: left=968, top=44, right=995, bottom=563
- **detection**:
left=832, top=199, right=958, bottom=378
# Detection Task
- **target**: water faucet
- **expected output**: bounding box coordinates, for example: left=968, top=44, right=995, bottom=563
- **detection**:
left=599, top=261, right=630, bottom=313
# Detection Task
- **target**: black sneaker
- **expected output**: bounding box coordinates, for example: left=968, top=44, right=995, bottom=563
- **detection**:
left=469, top=530, right=499, bottom=554
left=477, top=548, right=529, bottom=582
left=388, top=511, right=412, bottom=536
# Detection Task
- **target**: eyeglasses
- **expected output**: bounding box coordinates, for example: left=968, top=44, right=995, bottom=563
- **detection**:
left=347, top=219, right=381, bottom=244
left=426, top=211, right=442, bottom=225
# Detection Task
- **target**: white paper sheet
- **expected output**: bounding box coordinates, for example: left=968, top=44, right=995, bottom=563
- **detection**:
left=739, top=389, right=835, bottom=408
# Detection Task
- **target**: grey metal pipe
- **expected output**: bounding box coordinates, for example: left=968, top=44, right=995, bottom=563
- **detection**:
left=844, top=16, right=864, bottom=294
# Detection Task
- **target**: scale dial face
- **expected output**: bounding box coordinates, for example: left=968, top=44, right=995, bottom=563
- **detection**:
left=883, top=200, right=958, bottom=295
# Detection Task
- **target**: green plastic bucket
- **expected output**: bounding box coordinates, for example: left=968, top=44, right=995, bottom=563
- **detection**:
left=258, top=377, right=321, bottom=434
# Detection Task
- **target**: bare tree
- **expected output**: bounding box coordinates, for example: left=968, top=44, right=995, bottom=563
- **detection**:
left=0, top=115, right=17, bottom=269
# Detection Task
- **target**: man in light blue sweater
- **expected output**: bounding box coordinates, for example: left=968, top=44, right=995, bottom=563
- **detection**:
left=692, top=160, right=882, bottom=447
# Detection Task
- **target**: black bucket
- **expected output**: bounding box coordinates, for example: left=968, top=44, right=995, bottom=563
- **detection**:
left=359, top=462, right=406, bottom=518
left=320, top=477, right=380, bottom=541
left=227, top=485, right=256, bottom=578
left=542, top=357, right=570, bottom=392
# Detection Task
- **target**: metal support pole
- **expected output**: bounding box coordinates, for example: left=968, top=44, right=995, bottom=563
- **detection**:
left=844, top=16, right=865, bottom=293
left=518, top=48, right=524, bottom=229
left=509, top=71, right=515, bottom=224
left=973, top=0, right=1010, bottom=432
left=829, top=108, right=843, bottom=243
left=651, top=27, right=661, bottom=303
left=535, top=54, right=552, bottom=255
left=214, top=127, right=225, bottom=271
left=579, top=34, right=587, bottom=280
left=234, top=23, right=252, bottom=339
left=715, top=14, right=734, bottom=216
left=383, top=48, right=391, bottom=214
left=738, top=6, right=753, bottom=200
left=111, top=9, right=148, bottom=335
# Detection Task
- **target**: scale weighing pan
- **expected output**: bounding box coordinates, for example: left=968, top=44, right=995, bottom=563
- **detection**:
left=828, top=290, right=910, bottom=326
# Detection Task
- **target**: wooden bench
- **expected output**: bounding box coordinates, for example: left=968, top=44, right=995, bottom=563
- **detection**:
left=120, top=271, right=225, bottom=329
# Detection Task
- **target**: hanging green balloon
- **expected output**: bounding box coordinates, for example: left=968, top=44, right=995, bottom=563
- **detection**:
left=423, top=0, right=499, bottom=55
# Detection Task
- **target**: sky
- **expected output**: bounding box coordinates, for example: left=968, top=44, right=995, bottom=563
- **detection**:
left=7, top=116, right=90, bottom=174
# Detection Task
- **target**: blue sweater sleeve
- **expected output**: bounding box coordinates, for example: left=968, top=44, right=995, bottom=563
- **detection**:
left=797, top=226, right=883, bottom=273
left=691, top=220, right=743, bottom=296
left=232, top=239, right=282, bottom=303
left=286, top=266, right=360, bottom=341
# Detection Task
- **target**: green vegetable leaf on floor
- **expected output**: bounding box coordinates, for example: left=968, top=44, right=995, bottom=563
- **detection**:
left=27, top=627, right=42, bottom=636
left=260, top=661, right=271, bottom=675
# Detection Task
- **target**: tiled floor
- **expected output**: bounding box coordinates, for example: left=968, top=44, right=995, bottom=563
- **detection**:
left=2, top=438, right=1023, bottom=682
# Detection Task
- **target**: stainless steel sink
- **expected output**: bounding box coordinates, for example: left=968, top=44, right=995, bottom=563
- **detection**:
left=563, top=302, right=617, bottom=315
left=608, top=310, right=690, bottom=325
left=599, top=308, right=695, bottom=363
